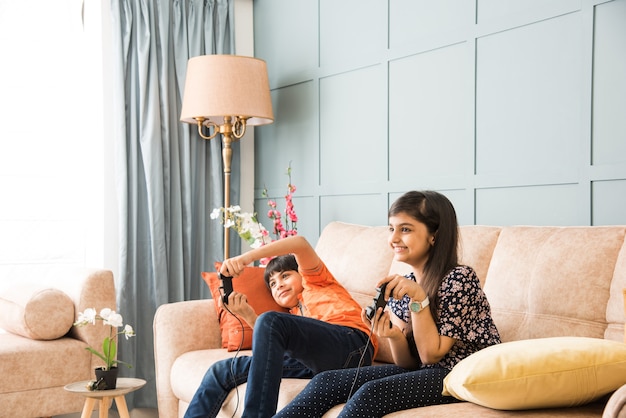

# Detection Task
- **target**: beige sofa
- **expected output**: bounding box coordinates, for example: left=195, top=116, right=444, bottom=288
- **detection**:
left=154, top=222, right=626, bottom=418
left=0, top=268, right=116, bottom=418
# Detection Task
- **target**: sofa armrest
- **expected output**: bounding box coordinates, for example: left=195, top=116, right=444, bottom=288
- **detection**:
left=154, top=299, right=221, bottom=418
left=21, top=267, right=116, bottom=370
left=604, top=384, right=626, bottom=418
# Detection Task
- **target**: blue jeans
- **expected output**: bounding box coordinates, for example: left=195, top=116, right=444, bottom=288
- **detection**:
left=184, top=311, right=373, bottom=418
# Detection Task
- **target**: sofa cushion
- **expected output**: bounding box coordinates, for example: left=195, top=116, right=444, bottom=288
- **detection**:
left=203, top=265, right=288, bottom=351
left=171, top=348, right=253, bottom=402
left=0, top=285, right=75, bottom=340
left=170, top=349, right=307, bottom=415
left=442, top=336, right=626, bottom=410
left=0, top=333, right=91, bottom=393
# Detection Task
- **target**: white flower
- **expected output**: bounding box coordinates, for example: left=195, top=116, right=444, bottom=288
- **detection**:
left=104, top=312, right=124, bottom=328
left=250, top=239, right=265, bottom=249
left=211, top=205, right=269, bottom=250
left=99, top=308, right=113, bottom=320
left=75, top=308, right=97, bottom=326
left=210, top=208, right=221, bottom=219
left=123, top=324, right=135, bottom=339
left=238, top=212, right=256, bottom=232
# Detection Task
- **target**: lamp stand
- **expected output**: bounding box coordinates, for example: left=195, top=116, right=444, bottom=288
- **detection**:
left=195, top=116, right=247, bottom=259
left=221, top=121, right=234, bottom=260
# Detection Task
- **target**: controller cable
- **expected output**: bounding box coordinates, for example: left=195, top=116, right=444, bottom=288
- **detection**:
left=346, top=313, right=377, bottom=401
left=220, top=289, right=245, bottom=418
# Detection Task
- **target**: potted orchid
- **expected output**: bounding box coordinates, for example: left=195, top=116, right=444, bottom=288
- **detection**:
left=73, top=308, right=135, bottom=389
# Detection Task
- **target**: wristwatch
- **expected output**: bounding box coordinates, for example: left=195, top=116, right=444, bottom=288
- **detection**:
left=409, top=297, right=430, bottom=314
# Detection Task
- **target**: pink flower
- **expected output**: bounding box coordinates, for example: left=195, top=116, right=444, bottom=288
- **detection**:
left=262, top=163, right=299, bottom=243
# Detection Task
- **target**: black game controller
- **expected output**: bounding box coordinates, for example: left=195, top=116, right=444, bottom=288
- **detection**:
left=365, top=282, right=387, bottom=320
left=219, top=272, right=233, bottom=304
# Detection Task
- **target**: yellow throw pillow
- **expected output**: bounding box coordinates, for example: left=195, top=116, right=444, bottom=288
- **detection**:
left=443, top=337, right=626, bottom=410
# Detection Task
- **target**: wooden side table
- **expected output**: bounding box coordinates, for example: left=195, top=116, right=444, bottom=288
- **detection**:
left=64, top=377, right=146, bottom=418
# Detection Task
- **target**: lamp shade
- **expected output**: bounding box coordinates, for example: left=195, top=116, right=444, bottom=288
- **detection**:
left=180, top=54, right=274, bottom=126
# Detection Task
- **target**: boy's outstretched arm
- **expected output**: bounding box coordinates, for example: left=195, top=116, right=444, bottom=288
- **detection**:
left=220, top=235, right=320, bottom=277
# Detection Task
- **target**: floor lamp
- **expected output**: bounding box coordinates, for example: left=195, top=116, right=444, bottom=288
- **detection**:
left=180, top=55, right=274, bottom=258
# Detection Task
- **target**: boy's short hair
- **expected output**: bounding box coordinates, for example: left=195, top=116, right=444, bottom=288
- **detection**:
left=264, top=254, right=299, bottom=287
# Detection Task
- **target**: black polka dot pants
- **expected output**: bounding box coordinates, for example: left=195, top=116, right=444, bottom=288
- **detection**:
left=274, top=364, right=459, bottom=418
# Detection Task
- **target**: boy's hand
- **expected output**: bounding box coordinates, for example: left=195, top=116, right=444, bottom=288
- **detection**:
left=218, top=291, right=258, bottom=327
left=221, top=255, right=251, bottom=277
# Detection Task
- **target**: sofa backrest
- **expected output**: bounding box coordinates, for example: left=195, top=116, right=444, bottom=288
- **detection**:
left=483, top=226, right=626, bottom=344
left=608, top=243, right=626, bottom=343
left=315, top=222, right=395, bottom=310
left=316, top=222, right=504, bottom=308
left=316, top=222, right=626, bottom=361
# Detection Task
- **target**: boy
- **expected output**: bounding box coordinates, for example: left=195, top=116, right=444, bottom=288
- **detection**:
left=184, top=235, right=377, bottom=418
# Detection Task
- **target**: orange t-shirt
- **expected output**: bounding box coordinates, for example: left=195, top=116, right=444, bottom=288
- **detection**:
left=289, top=261, right=378, bottom=358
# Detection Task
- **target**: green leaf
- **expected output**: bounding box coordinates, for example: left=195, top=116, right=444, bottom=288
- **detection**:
left=85, top=347, right=108, bottom=364
left=102, top=337, right=117, bottom=369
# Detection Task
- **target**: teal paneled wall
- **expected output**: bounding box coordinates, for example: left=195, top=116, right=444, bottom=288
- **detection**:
left=252, top=0, right=626, bottom=244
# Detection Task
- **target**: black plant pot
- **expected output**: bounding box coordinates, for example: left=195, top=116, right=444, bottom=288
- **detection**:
left=94, top=366, right=118, bottom=390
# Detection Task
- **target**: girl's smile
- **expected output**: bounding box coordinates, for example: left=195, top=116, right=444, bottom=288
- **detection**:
left=388, top=212, right=435, bottom=271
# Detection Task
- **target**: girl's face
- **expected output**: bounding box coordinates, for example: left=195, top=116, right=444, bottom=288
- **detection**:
left=388, top=212, right=435, bottom=271
left=268, top=270, right=304, bottom=308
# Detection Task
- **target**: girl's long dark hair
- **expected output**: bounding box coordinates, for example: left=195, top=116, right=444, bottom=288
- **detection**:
left=388, top=190, right=459, bottom=320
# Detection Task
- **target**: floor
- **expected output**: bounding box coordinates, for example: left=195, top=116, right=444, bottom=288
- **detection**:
left=55, top=407, right=158, bottom=418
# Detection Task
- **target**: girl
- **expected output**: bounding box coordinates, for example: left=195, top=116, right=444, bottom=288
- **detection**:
left=274, top=190, right=501, bottom=417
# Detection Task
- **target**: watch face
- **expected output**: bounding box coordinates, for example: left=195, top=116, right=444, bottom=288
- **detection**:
left=410, top=302, right=420, bottom=312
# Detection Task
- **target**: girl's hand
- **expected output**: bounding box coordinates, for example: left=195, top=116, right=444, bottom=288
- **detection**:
left=361, top=308, right=403, bottom=340
left=380, top=274, right=426, bottom=302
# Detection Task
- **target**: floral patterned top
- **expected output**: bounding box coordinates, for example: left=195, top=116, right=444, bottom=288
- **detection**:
left=388, top=265, right=501, bottom=371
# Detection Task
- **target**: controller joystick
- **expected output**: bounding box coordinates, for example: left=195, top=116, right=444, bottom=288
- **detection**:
left=219, top=272, right=234, bottom=304
left=365, top=283, right=387, bottom=320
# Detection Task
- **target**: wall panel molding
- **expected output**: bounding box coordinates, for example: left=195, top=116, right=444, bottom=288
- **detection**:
left=253, top=0, right=626, bottom=243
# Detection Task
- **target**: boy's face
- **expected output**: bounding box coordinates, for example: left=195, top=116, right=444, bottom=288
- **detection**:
left=267, top=269, right=304, bottom=308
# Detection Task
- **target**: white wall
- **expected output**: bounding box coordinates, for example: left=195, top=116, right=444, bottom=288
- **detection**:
left=0, top=0, right=117, bottom=292
left=0, top=0, right=260, bottom=294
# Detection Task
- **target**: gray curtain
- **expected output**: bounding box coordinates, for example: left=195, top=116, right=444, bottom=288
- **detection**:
left=110, top=0, right=236, bottom=409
